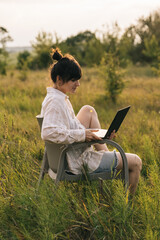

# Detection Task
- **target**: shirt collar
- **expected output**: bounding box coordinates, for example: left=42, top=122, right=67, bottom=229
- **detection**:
left=46, top=87, right=69, bottom=99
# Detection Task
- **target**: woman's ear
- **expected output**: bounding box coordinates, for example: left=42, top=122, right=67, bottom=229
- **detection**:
left=56, top=76, right=63, bottom=86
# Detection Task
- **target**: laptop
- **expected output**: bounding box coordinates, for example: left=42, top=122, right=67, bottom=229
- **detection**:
left=93, top=106, right=131, bottom=139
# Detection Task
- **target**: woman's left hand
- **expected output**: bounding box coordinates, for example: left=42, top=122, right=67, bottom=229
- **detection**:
left=109, top=130, right=116, bottom=140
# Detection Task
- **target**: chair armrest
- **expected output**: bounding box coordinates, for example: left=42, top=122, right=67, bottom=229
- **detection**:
left=56, top=139, right=129, bottom=190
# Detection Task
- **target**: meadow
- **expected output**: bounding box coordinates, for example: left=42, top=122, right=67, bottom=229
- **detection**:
left=0, top=66, right=160, bottom=239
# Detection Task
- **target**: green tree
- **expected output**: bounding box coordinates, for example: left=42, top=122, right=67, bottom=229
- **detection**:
left=102, top=23, right=130, bottom=67
left=16, top=50, right=31, bottom=81
left=16, top=50, right=31, bottom=70
left=59, top=30, right=104, bottom=66
left=143, top=35, right=160, bottom=62
left=101, top=53, right=125, bottom=103
left=151, top=56, right=160, bottom=76
left=0, top=27, right=12, bottom=75
left=129, top=10, right=160, bottom=63
left=84, top=37, right=104, bottom=67
left=102, top=23, right=120, bottom=54
left=114, top=10, right=160, bottom=64
left=143, top=35, right=160, bottom=75
left=31, top=31, right=55, bottom=69
left=118, top=25, right=137, bottom=65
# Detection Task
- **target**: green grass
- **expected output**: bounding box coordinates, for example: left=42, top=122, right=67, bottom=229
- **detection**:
left=0, top=66, right=160, bottom=239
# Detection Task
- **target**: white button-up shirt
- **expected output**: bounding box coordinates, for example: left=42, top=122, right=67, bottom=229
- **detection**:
left=40, top=87, right=103, bottom=174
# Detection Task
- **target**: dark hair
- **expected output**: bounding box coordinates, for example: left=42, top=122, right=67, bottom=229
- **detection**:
left=50, top=48, right=82, bottom=83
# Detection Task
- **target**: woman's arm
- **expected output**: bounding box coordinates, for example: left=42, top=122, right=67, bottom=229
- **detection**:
left=41, top=101, right=85, bottom=144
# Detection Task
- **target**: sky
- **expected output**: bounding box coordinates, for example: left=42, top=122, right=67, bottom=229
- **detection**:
left=1, top=0, right=160, bottom=47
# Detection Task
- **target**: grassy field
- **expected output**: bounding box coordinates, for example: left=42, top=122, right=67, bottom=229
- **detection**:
left=0, top=66, right=160, bottom=239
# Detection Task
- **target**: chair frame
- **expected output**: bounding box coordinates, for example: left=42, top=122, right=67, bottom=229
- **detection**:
left=36, top=116, right=129, bottom=191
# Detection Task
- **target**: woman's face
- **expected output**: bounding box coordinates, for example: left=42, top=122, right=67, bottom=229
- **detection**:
left=58, top=79, right=80, bottom=94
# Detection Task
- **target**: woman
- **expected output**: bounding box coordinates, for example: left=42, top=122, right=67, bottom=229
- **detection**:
left=41, top=48, right=142, bottom=195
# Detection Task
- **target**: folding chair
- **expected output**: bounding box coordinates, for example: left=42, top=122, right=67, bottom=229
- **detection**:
left=36, top=115, right=129, bottom=191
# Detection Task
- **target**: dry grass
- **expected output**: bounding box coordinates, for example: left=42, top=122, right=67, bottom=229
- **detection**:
left=0, top=66, right=160, bottom=239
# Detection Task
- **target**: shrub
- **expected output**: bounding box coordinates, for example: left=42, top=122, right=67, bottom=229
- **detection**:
left=100, top=53, right=125, bottom=103
left=16, top=50, right=31, bottom=70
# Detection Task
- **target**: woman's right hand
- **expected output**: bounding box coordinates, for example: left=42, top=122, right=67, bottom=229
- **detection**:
left=85, top=129, right=102, bottom=142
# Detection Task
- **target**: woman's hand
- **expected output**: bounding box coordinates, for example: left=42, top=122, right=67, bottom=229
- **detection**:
left=85, top=129, right=102, bottom=142
left=109, top=130, right=116, bottom=140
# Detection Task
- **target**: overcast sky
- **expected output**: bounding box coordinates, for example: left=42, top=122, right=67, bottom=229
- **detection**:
left=1, top=0, right=160, bottom=47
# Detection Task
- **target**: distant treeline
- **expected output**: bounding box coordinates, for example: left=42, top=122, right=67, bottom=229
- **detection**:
left=1, top=9, right=160, bottom=74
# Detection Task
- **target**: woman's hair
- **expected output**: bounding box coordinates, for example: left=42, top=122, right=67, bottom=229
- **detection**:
left=50, top=48, right=82, bottom=83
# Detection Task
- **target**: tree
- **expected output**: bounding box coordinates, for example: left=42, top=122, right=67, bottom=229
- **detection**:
left=59, top=30, right=104, bottom=66
left=102, top=23, right=130, bottom=67
left=102, top=23, right=120, bottom=54
left=16, top=50, right=31, bottom=70
left=16, top=50, right=31, bottom=81
left=143, top=35, right=160, bottom=75
left=118, top=25, right=137, bottom=65
left=0, top=27, right=13, bottom=75
left=31, top=31, right=54, bottom=69
left=84, top=37, right=104, bottom=66
left=130, top=10, right=160, bottom=63
left=143, top=35, right=160, bottom=61
left=100, top=53, right=125, bottom=103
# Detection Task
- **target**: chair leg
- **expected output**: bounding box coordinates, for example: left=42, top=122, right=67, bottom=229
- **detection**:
left=37, top=149, right=48, bottom=190
left=99, top=178, right=104, bottom=195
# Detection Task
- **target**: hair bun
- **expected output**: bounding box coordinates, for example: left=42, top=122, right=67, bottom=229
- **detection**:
left=51, top=48, right=63, bottom=61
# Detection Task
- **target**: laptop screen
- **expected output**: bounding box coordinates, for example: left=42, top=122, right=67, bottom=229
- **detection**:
left=104, top=106, right=131, bottom=138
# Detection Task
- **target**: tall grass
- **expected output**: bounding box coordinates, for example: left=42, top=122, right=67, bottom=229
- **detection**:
left=0, top=66, right=160, bottom=239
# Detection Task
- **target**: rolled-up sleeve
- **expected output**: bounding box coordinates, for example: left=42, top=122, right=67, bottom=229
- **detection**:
left=41, top=100, right=85, bottom=144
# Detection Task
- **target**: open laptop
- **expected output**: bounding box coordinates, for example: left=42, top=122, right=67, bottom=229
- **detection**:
left=93, top=106, right=131, bottom=139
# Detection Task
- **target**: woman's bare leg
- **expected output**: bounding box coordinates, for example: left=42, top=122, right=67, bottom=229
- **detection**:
left=76, top=105, right=108, bottom=151
left=77, top=105, right=142, bottom=195
left=116, top=152, right=142, bottom=195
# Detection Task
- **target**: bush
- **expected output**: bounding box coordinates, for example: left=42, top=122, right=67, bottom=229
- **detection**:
left=0, top=60, right=7, bottom=75
left=100, top=53, right=125, bottom=103
left=31, top=31, right=53, bottom=69
left=16, top=50, right=31, bottom=70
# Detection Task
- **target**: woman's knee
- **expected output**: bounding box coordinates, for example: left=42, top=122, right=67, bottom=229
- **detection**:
left=121, top=153, right=142, bottom=172
left=134, top=154, right=142, bottom=171
left=77, top=105, right=97, bottom=128
left=80, top=105, right=96, bottom=114
left=129, top=154, right=142, bottom=172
